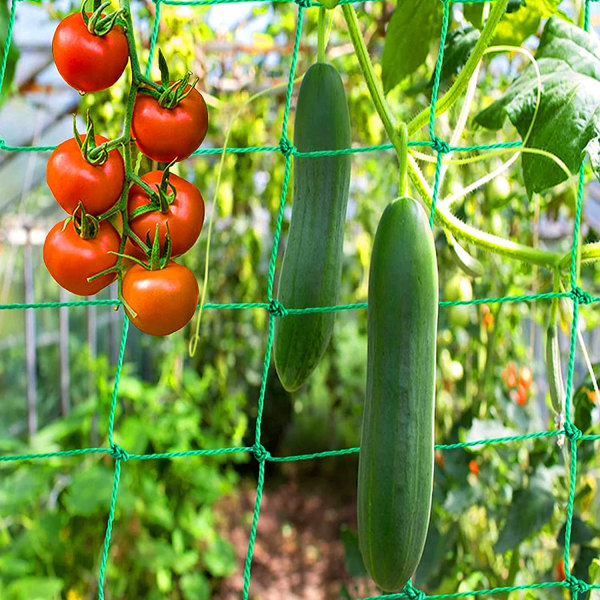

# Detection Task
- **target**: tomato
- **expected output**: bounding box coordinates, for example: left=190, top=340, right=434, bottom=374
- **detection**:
left=519, top=365, right=533, bottom=389
left=122, top=262, right=199, bottom=336
left=47, top=135, right=125, bottom=215
left=52, top=12, right=129, bottom=93
left=468, top=459, right=479, bottom=476
left=43, top=218, right=121, bottom=296
left=126, top=171, right=204, bottom=258
left=556, top=557, right=566, bottom=581
left=131, top=84, right=208, bottom=163
left=515, top=383, right=528, bottom=406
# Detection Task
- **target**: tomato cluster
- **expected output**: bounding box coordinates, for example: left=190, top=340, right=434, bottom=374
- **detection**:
left=43, top=1, right=208, bottom=336
left=501, top=363, right=533, bottom=405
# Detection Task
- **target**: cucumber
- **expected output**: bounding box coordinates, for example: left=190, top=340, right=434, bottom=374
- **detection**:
left=273, top=62, right=351, bottom=392
left=358, top=197, right=438, bottom=592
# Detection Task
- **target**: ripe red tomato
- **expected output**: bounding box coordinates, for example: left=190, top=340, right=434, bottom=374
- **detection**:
left=468, top=459, right=479, bottom=476
left=122, top=262, right=199, bottom=336
left=519, top=365, right=533, bottom=389
left=52, top=12, right=129, bottom=93
left=47, top=135, right=125, bottom=215
left=515, top=383, right=528, bottom=406
left=131, top=84, right=208, bottom=163
left=126, top=171, right=205, bottom=258
left=43, top=218, right=121, bottom=296
left=556, top=557, right=566, bottom=581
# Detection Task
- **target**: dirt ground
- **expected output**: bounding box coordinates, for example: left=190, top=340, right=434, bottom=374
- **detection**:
left=213, top=473, right=376, bottom=600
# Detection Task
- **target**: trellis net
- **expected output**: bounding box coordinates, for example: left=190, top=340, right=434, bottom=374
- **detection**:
left=0, top=0, right=599, bottom=598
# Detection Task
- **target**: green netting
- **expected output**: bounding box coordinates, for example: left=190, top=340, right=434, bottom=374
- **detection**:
left=0, top=0, right=598, bottom=598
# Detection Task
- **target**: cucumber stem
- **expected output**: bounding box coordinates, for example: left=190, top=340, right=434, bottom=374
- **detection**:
left=398, top=122, right=408, bottom=197
left=318, top=7, right=326, bottom=63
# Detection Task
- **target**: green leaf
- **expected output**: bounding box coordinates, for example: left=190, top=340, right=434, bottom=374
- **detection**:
left=494, top=485, right=555, bottom=553
left=432, top=26, right=480, bottom=86
left=340, top=525, right=367, bottom=577
left=557, top=516, right=598, bottom=547
left=574, top=546, right=598, bottom=600
left=181, top=573, right=210, bottom=600
left=475, top=17, right=600, bottom=194
left=381, top=0, right=443, bottom=94
left=589, top=558, right=600, bottom=599
left=202, top=537, right=237, bottom=577
left=63, top=464, right=115, bottom=516
left=6, top=577, right=63, bottom=600
left=463, top=3, right=484, bottom=30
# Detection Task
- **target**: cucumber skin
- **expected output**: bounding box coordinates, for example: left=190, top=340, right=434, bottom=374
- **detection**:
left=358, top=197, right=438, bottom=592
left=274, top=62, right=351, bottom=392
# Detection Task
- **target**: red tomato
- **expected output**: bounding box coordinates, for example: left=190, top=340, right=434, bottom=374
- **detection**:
left=122, top=262, right=199, bottom=336
left=131, top=84, right=208, bottom=163
left=126, top=171, right=205, bottom=258
left=468, top=459, right=479, bottom=476
left=515, top=383, right=528, bottom=406
left=519, top=365, right=533, bottom=389
left=557, top=557, right=566, bottom=581
left=47, top=135, right=125, bottom=215
left=52, top=12, right=129, bottom=92
left=43, top=218, right=121, bottom=296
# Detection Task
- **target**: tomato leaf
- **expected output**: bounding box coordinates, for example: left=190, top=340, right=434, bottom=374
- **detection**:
left=381, top=0, right=443, bottom=94
left=475, top=17, right=600, bottom=194
left=494, top=484, right=555, bottom=553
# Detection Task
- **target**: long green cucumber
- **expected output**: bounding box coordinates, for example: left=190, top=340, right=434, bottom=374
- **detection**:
left=273, top=62, right=351, bottom=392
left=358, top=197, right=438, bottom=592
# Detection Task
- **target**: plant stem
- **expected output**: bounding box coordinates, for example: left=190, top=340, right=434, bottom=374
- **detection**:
left=318, top=7, right=326, bottom=63
left=342, top=0, right=567, bottom=269
left=398, top=122, right=408, bottom=197
left=341, top=4, right=402, bottom=156
left=407, top=0, right=509, bottom=135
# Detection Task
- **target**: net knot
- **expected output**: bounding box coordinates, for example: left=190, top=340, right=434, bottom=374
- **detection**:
left=431, top=137, right=450, bottom=154
left=403, top=582, right=427, bottom=600
left=295, top=0, right=312, bottom=7
left=110, top=444, right=130, bottom=462
left=566, top=576, right=589, bottom=595
left=564, top=421, right=582, bottom=442
left=253, top=443, right=271, bottom=463
left=0, top=137, right=6, bottom=150
left=571, top=286, right=593, bottom=305
left=279, top=136, right=295, bottom=157
left=267, top=299, right=288, bottom=318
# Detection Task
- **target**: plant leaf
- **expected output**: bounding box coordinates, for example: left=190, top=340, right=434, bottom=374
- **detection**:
left=431, top=26, right=480, bottom=86
left=494, top=484, right=554, bottom=553
left=475, top=17, right=600, bottom=194
left=381, top=0, right=443, bottom=94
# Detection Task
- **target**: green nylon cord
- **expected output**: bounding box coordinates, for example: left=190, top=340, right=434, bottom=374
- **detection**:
left=0, top=0, right=598, bottom=597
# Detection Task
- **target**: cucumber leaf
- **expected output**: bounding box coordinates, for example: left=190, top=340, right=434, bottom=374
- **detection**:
left=381, top=0, right=443, bottom=94
left=475, top=17, right=600, bottom=194
left=431, top=25, right=480, bottom=86
left=492, top=0, right=562, bottom=47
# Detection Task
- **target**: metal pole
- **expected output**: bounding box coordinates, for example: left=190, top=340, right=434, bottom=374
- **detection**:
left=59, top=286, right=70, bottom=416
left=23, top=229, right=37, bottom=435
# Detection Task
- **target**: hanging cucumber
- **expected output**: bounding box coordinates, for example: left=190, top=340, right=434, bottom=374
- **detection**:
left=358, top=196, right=438, bottom=592
left=273, top=62, right=351, bottom=392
